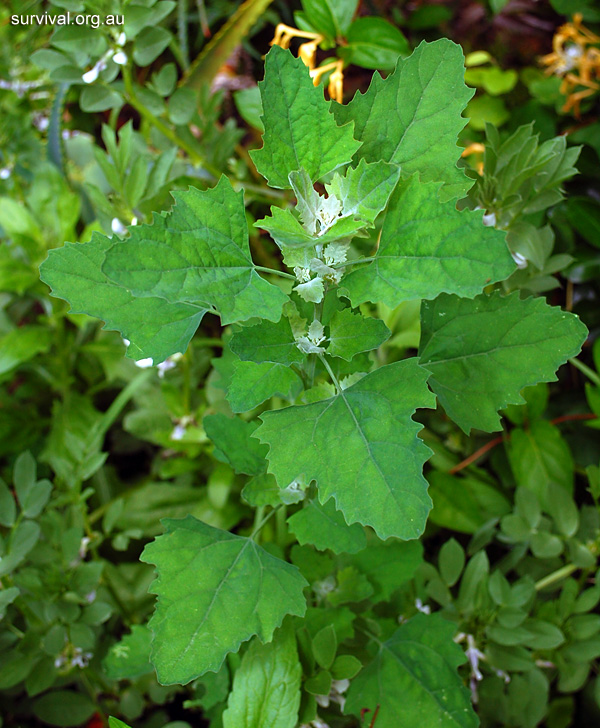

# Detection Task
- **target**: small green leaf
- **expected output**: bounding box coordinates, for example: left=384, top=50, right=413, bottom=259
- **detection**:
left=340, top=538, right=423, bottom=602
left=222, top=625, right=302, bottom=728
left=341, top=176, right=514, bottom=310
left=133, top=27, right=172, bottom=66
left=255, top=359, right=435, bottom=540
left=344, top=614, right=477, bottom=728
left=141, top=517, right=307, bottom=684
left=251, top=46, right=361, bottom=188
left=230, top=318, right=305, bottom=365
left=103, top=625, right=154, bottom=680
left=301, top=0, right=359, bottom=38
left=419, top=291, right=587, bottom=433
left=204, top=414, right=268, bottom=475
left=0, top=478, right=16, bottom=527
left=0, top=520, right=41, bottom=577
left=327, top=308, right=390, bottom=361
left=168, top=88, right=198, bottom=125
left=33, top=691, right=96, bottom=727
left=109, top=719, right=133, bottom=728
left=312, top=624, right=337, bottom=670
left=227, top=360, right=303, bottom=413
left=340, top=17, right=410, bottom=71
left=327, top=566, right=373, bottom=606
left=234, top=87, right=264, bottom=132
left=79, top=85, right=123, bottom=113
left=14, top=452, right=52, bottom=518
left=334, top=39, right=474, bottom=198
left=287, top=498, right=367, bottom=554
left=0, top=586, right=19, bottom=619
left=331, top=654, right=362, bottom=680
left=438, top=538, right=465, bottom=587
left=304, top=669, right=332, bottom=696
left=326, top=159, right=401, bottom=225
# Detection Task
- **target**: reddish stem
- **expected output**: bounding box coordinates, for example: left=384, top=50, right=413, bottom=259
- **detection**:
left=448, top=413, right=597, bottom=475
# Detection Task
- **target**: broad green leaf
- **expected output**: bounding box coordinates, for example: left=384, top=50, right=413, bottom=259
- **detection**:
left=287, top=498, right=367, bottom=554
left=419, top=291, right=588, bottom=433
left=339, top=538, right=423, bottom=602
left=0, top=327, right=52, bottom=377
left=334, top=39, right=474, bottom=197
left=250, top=46, right=361, bottom=189
left=301, top=0, right=359, bottom=38
left=33, top=691, right=96, bottom=728
left=340, top=175, right=514, bottom=309
left=427, top=471, right=511, bottom=534
left=507, top=421, right=574, bottom=503
left=327, top=308, right=390, bottom=361
left=344, top=614, right=477, bottom=728
left=230, top=318, right=305, bottom=365
left=40, top=231, right=205, bottom=362
left=204, top=414, right=268, bottom=475
left=141, top=516, right=307, bottom=684
left=103, top=625, right=154, bottom=680
left=227, top=360, right=303, bottom=413
left=41, top=178, right=287, bottom=361
left=340, top=17, right=410, bottom=71
left=222, top=624, right=302, bottom=728
left=99, top=178, right=288, bottom=324
left=326, top=159, right=401, bottom=225
left=255, top=359, right=435, bottom=540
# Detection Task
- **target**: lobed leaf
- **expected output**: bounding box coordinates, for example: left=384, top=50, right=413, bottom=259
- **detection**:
left=40, top=177, right=289, bottom=361
left=203, top=413, right=268, bottom=475
left=254, top=359, right=435, bottom=540
left=141, top=516, right=307, bottom=685
left=39, top=232, right=205, bottom=362
left=344, top=613, right=478, bottom=728
left=334, top=39, right=474, bottom=198
left=229, top=318, right=305, bottom=366
left=250, top=46, right=361, bottom=188
left=226, top=360, right=303, bottom=413
left=340, top=175, right=514, bottom=309
left=327, top=308, right=390, bottom=361
left=419, top=291, right=588, bottom=433
left=287, top=498, right=367, bottom=554
left=100, top=177, right=287, bottom=324
left=222, top=624, right=302, bottom=728
left=326, top=159, right=401, bottom=225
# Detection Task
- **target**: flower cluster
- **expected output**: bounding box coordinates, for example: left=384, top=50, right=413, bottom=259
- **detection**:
left=540, top=13, right=600, bottom=116
left=271, top=23, right=345, bottom=103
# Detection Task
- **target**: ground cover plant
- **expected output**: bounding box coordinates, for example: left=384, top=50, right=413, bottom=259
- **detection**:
left=2, top=1, right=600, bottom=727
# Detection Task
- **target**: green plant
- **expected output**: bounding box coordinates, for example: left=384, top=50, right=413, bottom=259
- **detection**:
left=36, top=37, right=592, bottom=728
